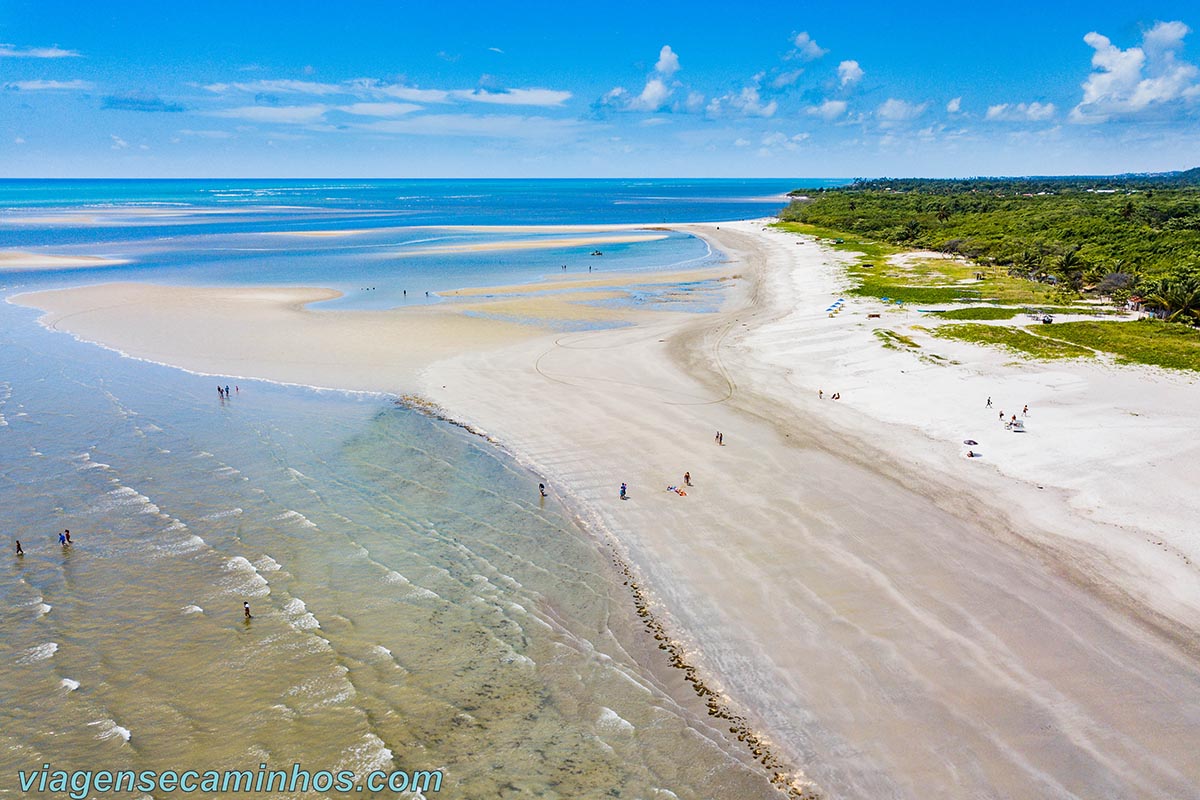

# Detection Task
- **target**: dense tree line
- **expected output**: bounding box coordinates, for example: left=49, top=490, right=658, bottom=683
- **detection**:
left=780, top=169, right=1200, bottom=323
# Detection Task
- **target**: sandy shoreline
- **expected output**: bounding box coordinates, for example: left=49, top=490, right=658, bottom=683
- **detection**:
left=0, top=250, right=129, bottom=270
left=13, top=221, right=1200, bottom=798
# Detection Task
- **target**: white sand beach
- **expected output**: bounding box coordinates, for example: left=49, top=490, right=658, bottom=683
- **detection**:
left=14, top=221, right=1200, bottom=798
left=0, top=250, right=129, bottom=270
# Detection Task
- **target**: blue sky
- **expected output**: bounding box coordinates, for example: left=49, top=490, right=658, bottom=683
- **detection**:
left=2, top=1, right=1199, bottom=178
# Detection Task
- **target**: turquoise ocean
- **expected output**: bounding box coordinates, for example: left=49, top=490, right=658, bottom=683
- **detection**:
left=0, top=179, right=834, bottom=798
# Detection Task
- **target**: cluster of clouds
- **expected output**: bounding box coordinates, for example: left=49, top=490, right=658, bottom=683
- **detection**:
left=193, top=79, right=577, bottom=139
left=5, top=20, right=1200, bottom=155
left=599, top=32, right=866, bottom=124
left=0, top=43, right=79, bottom=58
left=1071, top=20, right=1200, bottom=122
left=596, top=21, right=1200, bottom=139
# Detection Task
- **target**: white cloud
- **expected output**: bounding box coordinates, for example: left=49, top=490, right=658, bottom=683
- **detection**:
left=707, top=85, right=777, bottom=118
left=0, top=43, right=79, bottom=58
left=630, top=78, right=671, bottom=111
left=210, top=104, right=330, bottom=124
left=110, top=134, right=128, bottom=150
left=734, top=137, right=751, bottom=147
left=757, top=131, right=810, bottom=157
left=450, top=88, right=571, bottom=106
left=837, top=60, right=864, bottom=88
left=656, top=45, right=680, bottom=77
left=206, top=78, right=569, bottom=107
left=946, top=97, right=962, bottom=113
left=876, top=98, right=928, bottom=122
left=177, top=129, right=234, bottom=139
left=488, top=46, right=504, bottom=54
left=791, top=32, right=827, bottom=61
left=1144, top=20, right=1190, bottom=58
left=602, top=46, right=686, bottom=114
left=372, top=84, right=453, bottom=103
left=986, top=101, right=1056, bottom=121
left=336, top=102, right=422, bottom=117
left=205, top=79, right=346, bottom=96
left=354, top=113, right=577, bottom=139
left=14, top=136, right=25, bottom=144
left=771, top=69, right=803, bottom=89
left=4, top=79, right=93, bottom=91
left=1071, top=21, right=1200, bottom=123
left=808, top=99, right=847, bottom=120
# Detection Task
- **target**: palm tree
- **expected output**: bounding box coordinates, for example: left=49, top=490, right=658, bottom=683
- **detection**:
left=1054, top=245, right=1086, bottom=291
left=1140, top=275, right=1200, bottom=324
left=1013, top=248, right=1043, bottom=280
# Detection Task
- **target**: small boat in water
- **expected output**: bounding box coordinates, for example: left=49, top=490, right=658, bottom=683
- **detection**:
left=591, top=250, right=603, bottom=256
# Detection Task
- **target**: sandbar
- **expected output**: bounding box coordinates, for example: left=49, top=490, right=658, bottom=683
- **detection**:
left=0, top=250, right=129, bottom=270
left=384, top=233, right=668, bottom=257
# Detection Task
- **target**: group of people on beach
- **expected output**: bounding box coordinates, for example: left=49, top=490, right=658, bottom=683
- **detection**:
left=16, top=529, right=73, bottom=556
left=987, top=397, right=1030, bottom=418
left=967, top=399, right=1033, bottom=458
left=817, top=389, right=841, bottom=400
left=613, top=463, right=699, bottom=503
left=992, top=401, right=1031, bottom=427
left=217, top=384, right=238, bottom=399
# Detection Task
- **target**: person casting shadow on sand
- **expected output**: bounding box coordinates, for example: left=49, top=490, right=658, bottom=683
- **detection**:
left=15, top=540, right=23, bottom=556
left=620, top=482, right=628, bottom=500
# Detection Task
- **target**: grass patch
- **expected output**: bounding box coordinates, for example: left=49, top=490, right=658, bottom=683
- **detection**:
left=934, top=323, right=1093, bottom=360
left=774, top=220, right=1062, bottom=306
left=1045, top=320, right=1200, bottom=371
left=773, top=221, right=901, bottom=260
left=874, top=328, right=921, bottom=349
left=931, top=306, right=1020, bottom=320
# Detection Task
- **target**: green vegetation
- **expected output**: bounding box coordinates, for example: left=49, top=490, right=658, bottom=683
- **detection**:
left=933, top=324, right=1094, bottom=360
left=873, top=328, right=920, bottom=349
left=779, top=171, right=1200, bottom=316
left=931, top=307, right=1020, bottom=320
left=1046, top=320, right=1200, bottom=371
left=779, top=172, right=1200, bottom=372
left=775, top=220, right=1062, bottom=306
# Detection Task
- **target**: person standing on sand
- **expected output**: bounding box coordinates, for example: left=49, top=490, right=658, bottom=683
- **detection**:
left=999, top=410, right=1004, bottom=421
left=819, top=389, right=823, bottom=399
left=15, top=540, right=23, bottom=556
left=987, top=397, right=992, bottom=408
left=620, top=483, right=627, bottom=500
left=539, top=483, right=547, bottom=497
left=1023, top=404, right=1029, bottom=416
left=684, top=472, right=691, bottom=486
left=244, top=601, right=252, bottom=619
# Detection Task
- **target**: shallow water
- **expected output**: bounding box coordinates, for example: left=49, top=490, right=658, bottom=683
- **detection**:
left=0, top=180, right=793, bottom=797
